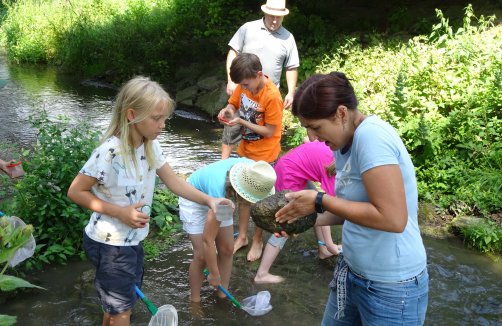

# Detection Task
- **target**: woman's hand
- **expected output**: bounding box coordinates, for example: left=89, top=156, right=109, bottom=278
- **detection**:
left=120, top=203, right=150, bottom=229
left=275, top=190, right=317, bottom=223
left=273, top=231, right=298, bottom=238
left=207, top=273, right=221, bottom=288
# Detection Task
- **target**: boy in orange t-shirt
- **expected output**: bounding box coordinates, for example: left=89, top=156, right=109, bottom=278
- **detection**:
left=218, top=53, right=283, bottom=262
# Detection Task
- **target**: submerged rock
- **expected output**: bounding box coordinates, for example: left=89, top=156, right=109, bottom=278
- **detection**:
left=250, top=190, right=317, bottom=235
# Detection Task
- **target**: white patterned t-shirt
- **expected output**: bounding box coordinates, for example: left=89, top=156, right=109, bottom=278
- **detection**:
left=80, top=136, right=167, bottom=246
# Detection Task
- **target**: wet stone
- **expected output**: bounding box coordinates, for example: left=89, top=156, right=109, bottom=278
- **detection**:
left=73, top=269, right=95, bottom=297
left=250, top=190, right=317, bottom=236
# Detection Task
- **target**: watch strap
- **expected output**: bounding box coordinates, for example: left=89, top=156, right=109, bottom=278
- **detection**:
left=315, top=192, right=325, bottom=214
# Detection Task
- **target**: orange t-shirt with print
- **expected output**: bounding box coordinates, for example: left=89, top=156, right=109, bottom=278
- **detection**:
left=229, top=77, right=283, bottom=163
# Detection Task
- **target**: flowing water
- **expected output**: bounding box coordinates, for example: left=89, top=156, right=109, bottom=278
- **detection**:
left=0, top=52, right=225, bottom=174
left=0, top=54, right=501, bottom=326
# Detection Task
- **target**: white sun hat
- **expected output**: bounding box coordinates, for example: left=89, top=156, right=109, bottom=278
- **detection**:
left=230, top=161, right=276, bottom=203
left=261, top=0, right=289, bottom=16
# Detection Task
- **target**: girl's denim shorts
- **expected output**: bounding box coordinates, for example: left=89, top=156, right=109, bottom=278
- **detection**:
left=83, top=232, right=144, bottom=315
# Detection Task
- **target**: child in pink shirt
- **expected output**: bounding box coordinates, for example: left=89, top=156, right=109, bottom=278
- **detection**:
left=254, top=140, right=342, bottom=284
left=274, top=140, right=335, bottom=196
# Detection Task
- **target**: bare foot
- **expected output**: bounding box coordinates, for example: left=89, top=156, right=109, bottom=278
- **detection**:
left=254, top=273, right=285, bottom=284
left=217, top=289, right=227, bottom=299
left=247, top=240, right=263, bottom=262
left=318, top=245, right=334, bottom=260
left=189, top=294, right=201, bottom=302
left=233, top=236, right=248, bottom=254
left=190, top=301, right=205, bottom=318
left=319, top=244, right=343, bottom=259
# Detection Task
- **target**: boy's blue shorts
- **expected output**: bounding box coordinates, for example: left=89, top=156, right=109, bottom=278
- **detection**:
left=83, top=232, right=144, bottom=315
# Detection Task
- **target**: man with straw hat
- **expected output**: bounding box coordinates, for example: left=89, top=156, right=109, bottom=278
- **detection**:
left=221, top=0, right=299, bottom=159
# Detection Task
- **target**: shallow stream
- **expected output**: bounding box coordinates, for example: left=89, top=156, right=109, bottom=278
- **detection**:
left=0, top=54, right=501, bottom=326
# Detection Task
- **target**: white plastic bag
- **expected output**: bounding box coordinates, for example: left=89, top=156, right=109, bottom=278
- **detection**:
left=241, top=291, right=273, bottom=316
left=9, top=216, right=36, bottom=267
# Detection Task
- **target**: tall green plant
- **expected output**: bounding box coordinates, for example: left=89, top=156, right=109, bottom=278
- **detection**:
left=0, top=109, right=101, bottom=269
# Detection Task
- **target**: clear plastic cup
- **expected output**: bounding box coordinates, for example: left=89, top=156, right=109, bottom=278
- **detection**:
left=215, top=199, right=233, bottom=222
left=8, top=162, right=24, bottom=178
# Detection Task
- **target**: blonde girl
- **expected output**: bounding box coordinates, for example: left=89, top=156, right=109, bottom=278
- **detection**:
left=68, top=76, right=225, bottom=326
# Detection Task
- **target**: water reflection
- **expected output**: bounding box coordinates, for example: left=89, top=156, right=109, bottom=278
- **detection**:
left=0, top=52, right=225, bottom=173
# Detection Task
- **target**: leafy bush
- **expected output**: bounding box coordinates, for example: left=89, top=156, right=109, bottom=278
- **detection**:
left=315, top=6, right=502, bottom=214
left=286, top=117, right=307, bottom=147
left=0, top=0, right=212, bottom=81
left=1, top=109, right=101, bottom=269
left=151, top=188, right=182, bottom=238
left=461, top=218, right=502, bottom=253
left=142, top=188, right=181, bottom=259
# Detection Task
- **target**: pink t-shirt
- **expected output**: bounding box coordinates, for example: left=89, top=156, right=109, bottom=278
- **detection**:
left=274, top=141, right=336, bottom=196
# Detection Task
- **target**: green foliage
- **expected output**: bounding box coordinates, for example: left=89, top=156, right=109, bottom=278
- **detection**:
left=312, top=6, right=502, bottom=215
left=142, top=188, right=181, bottom=259
left=0, top=216, right=45, bottom=326
left=387, top=6, right=410, bottom=32
left=461, top=218, right=502, bottom=253
left=1, top=109, right=101, bottom=269
left=286, top=117, right=307, bottom=147
left=142, top=239, right=169, bottom=260
left=151, top=188, right=182, bottom=238
left=0, top=314, right=17, bottom=326
left=204, top=0, right=255, bottom=53
left=0, top=0, right=212, bottom=81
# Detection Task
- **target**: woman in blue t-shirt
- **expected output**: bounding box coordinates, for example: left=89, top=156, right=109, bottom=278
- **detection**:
left=275, top=72, right=428, bottom=326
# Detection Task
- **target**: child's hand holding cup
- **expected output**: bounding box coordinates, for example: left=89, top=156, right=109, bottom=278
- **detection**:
left=215, top=199, right=233, bottom=222
left=137, top=204, right=151, bottom=225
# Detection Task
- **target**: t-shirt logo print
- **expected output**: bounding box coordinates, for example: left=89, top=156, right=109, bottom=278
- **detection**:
left=239, top=94, right=264, bottom=141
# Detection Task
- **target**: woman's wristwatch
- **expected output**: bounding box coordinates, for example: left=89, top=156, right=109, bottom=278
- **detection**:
left=315, top=192, right=325, bottom=214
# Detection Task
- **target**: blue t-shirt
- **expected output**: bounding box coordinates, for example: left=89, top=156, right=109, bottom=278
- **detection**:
left=188, top=158, right=254, bottom=197
left=334, top=115, right=426, bottom=282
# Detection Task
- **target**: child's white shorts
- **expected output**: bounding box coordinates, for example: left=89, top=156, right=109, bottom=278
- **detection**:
left=179, top=196, right=233, bottom=234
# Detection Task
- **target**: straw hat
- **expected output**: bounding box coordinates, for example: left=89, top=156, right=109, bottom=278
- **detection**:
left=261, top=0, right=289, bottom=16
left=230, top=161, right=276, bottom=203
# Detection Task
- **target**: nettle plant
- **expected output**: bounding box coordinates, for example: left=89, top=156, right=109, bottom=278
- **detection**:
left=0, top=109, right=101, bottom=269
